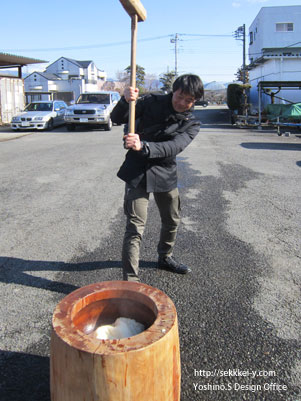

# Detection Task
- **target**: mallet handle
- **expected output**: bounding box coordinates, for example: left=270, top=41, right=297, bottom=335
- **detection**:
left=129, top=14, right=138, bottom=134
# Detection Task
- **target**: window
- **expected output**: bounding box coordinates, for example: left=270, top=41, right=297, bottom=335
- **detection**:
left=276, top=23, right=294, bottom=32
left=249, top=31, right=253, bottom=45
left=77, top=94, right=110, bottom=104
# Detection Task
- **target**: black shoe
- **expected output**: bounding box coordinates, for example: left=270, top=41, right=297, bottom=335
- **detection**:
left=123, top=273, right=140, bottom=282
left=158, top=256, right=191, bottom=274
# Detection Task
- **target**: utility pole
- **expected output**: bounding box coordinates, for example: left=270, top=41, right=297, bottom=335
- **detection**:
left=170, top=33, right=179, bottom=77
left=242, top=24, right=246, bottom=84
left=234, top=24, right=246, bottom=83
left=234, top=24, right=249, bottom=119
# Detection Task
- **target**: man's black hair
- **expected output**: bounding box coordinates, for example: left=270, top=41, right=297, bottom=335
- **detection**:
left=172, top=74, right=204, bottom=100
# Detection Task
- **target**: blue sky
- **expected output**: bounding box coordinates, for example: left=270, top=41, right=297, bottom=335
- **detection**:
left=2, top=0, right=301, bottom=82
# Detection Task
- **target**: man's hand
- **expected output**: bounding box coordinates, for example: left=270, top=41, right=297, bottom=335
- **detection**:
left=124, top=87, right=139, bottom=103
left=123, top=87, right=141, bottom=150
left=123, top=133, right=142, bottom=151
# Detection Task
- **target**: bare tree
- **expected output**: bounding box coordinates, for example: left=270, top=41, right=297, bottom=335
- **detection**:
left=115, top=70, right=130, bottom=85
left=144, top=74, right=160, bottom=92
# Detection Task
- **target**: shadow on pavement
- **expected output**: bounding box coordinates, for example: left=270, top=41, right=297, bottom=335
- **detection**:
left=0, top=257, right=158, bottom=295
left=0, top=257, right=123, bottom=294
left=199, top=123, right=234, bottom=130
left=0, top=350, right=50, bottom=401
left=241, top=142, right=301, bottom=151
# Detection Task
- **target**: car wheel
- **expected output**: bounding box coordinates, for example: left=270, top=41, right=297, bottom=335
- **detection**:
left=66, top=124, right=76, bottom=131
left=47, top=118, right=54, bottom=131
left=104, top=118, right=112, bottom=131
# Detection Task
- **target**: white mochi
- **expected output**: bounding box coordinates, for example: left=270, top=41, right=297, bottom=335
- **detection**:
left=95, top=317, right=145, bottom=340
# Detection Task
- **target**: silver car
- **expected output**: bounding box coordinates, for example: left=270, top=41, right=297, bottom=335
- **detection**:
left=11, top=100, right=67, bottom=131
left=64, top=91, right=120, bottom=131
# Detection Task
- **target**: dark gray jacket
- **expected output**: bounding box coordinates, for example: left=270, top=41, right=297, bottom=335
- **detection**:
left=111, top=92, right=200, bottom=193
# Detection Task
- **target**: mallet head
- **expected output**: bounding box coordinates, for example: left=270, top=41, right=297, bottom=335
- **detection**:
left=119, top=0, right=147, bottom=22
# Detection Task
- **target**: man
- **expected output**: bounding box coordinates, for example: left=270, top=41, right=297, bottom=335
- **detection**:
left=111, top=74, right=203, bottom=281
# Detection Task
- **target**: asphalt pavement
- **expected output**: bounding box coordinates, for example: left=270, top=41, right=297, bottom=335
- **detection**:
left=0, top=107, right=300, bottom=401
left=0, top=125, right=33, bottom=142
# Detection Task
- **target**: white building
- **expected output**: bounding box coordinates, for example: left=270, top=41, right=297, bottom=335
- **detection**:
left=25, top=57, right=107, bottom=104
left=248, top=5, right=301, bottom=110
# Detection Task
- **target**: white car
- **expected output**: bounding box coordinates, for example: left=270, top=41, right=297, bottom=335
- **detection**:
left=64, top=91, right=120, bottom=131
left=11, top=100, right=68, bottom=131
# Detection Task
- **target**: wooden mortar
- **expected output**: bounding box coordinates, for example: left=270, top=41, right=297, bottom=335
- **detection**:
left=50, top=280, right=181, bottom=401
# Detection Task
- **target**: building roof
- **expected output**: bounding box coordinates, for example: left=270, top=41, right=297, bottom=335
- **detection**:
left=45, top=57, right=94, bottom=75
left=48, top=57, right=93, bottom=69
left=24, top=71, right=62, bottom=81
left=0, top=52, right=46, bottom=67
left=38, top=72, right=61, bottom=80
left=66, top=58, right=93, bottom=68
left=258, top=81, right=301, bottom=89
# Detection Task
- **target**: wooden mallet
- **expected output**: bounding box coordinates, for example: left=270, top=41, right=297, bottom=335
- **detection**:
left=119, top=0, right=147, bottom=134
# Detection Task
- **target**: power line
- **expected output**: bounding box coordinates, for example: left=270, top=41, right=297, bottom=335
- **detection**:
left=2, top=35, right=173, bottom=53
left=169, top=32, right=234, bottom=74
left=178, top=33, right=233, bottom=38
left=3, top=32, right=234, bottom=53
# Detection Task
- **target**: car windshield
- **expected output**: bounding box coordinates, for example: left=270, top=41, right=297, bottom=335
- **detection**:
left=77, top=94, right=110, bottom=104
left=25, top=103, right=53, bottom=112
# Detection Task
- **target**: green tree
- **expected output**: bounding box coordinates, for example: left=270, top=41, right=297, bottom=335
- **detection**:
left=125, top=65, right=146, bottom=93
left=159, top=71, right=176, bottom=93
left=235, top=67, right=249, bottom=83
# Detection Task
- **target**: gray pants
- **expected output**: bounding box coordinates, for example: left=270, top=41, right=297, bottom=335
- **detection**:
left=122, top=184, right=180, bottom=281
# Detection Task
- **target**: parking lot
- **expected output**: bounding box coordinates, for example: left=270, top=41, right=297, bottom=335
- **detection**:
left=0, top=106, right=300, bottom=401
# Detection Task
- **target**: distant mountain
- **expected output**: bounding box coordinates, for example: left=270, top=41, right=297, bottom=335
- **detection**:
left=204, top=81, right=227, bottom=90
left=0, top=70, right=18, bottom=77
left=0, top=69, right=37, bottom=79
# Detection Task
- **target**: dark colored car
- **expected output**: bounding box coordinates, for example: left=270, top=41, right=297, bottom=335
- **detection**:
left=195, top=99, right=209, bottom=107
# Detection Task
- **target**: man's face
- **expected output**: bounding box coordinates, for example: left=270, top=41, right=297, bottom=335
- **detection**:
left=172, top=89, right=195, bottom=112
